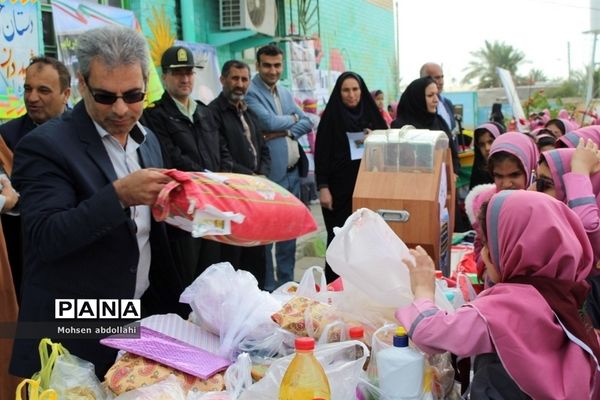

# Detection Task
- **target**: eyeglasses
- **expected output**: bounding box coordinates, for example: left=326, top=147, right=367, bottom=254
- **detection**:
left=535, top=176, right=554, bottom=192
left=432, top=75, right=444, bottom=80
left=84, top=77, right=145, bottom=105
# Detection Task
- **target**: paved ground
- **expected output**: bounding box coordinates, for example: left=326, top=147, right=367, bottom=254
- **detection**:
left=293, top=203, right=327, bottom=282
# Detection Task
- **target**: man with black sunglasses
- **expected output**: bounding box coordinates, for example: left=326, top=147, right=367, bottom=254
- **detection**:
left=9, top=26, right=186, bottom=380
left=143, top=46, right=233, bottom=288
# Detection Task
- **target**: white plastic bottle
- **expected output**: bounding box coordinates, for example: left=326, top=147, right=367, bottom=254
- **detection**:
left=376, top=326, right=425, bottom=400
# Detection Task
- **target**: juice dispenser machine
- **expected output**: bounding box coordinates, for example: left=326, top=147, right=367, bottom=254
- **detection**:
left=353, top=127, right=456, bottom=275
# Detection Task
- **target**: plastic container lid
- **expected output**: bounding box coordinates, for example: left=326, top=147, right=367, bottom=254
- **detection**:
left=295, top=337, right=315, bottom=351
left=393, top=326, right=409, bottom=347
left=349, top=326, right=364, bottom=339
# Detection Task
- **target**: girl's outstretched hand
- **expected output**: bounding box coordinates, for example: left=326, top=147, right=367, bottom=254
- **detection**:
left=404, top=245, right=436, bottom=301
left=572, top=138, right=600, bottom=175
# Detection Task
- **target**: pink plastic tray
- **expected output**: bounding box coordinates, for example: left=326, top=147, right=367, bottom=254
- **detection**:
left=100, top=326, right=230, bottom=379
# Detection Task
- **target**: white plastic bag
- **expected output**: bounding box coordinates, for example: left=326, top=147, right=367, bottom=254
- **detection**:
left=366, top=324, right=458, bottom=400
left=270, top=281, right=299, bottom=304
left=296, top=266, right=338, bottom=305
left=224, top=352, right=253, bottom=398
left=48, top=353, right=108, bottom=399
left=180, top=262, right=282, bottom=360
left=115, top=375, right=185, bottom=399
left=188, top=353, right=253, bottom=400
left=239, top=340, right=369, bottom=400
left=327, top=208, right=453, bottom=311
left=237, top=327, right=296, bottom=362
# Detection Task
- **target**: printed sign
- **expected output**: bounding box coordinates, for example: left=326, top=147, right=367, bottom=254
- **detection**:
left=0, top=0, right=41, bottom=119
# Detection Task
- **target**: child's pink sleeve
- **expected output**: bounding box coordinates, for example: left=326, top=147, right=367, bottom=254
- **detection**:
left=563, top=172, right=600, bottom=264
left=395, top=298, right=494, bottom=357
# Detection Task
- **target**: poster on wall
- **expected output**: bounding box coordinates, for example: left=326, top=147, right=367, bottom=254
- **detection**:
left=289, top=40, right=316, bottom=92
left=174, top=40, right=220, bottom=104
left=50, top=0, right=162, bottom=105
left=285, top=39, right=340, bottom=109
left=0, top=0, right=42, bottom=119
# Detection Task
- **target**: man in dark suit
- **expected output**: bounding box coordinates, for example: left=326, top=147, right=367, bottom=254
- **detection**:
left=10, top=26, right=184, bottom=379
left=209, top=60, right=271, bottom=288
left=0, top=56, right=71, bottom=302
left=0, top=56, right=71, bottom=151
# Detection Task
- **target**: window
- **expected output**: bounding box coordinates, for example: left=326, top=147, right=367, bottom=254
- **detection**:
left=99, top=0, right=127, bottom=7
left=41, top=1, right=57, bottom=58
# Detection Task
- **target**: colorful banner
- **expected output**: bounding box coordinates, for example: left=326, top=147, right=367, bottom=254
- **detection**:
left=0, top=0, right=42, bottom=119
left=50, top=0, right=162, bottom=106
left=174, top=40, right=220, bottom=104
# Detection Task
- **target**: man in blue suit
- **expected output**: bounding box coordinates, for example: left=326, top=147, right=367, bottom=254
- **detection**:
left=9, top=26, right=184, bottom=379
left=246, top=45, right=312, bottom=291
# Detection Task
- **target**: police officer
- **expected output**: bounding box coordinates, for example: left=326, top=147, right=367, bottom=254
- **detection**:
left=143, top=46, right=232, bottom=286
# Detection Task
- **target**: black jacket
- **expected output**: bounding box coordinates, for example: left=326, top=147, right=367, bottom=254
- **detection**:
left=10, top=102, right=185, bottom=379
left=142, top=92, right=232, bottom=172
left=0, top=114, right=37, bottom=151
left=208, top=93, right=270, bottom=176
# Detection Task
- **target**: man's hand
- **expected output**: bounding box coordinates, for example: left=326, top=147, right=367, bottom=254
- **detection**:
left=572, top=138, right=600, bottom=175
left=0, top=175, right=19, bottom=212
left=403, top=246, right=436, bottom=301
left=319, top=187, right=333, bottom=210
left=113, top=168, right=172, bottom=207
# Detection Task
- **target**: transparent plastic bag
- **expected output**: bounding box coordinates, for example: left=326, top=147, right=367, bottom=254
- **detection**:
left=48, top=353, right=107, bottom=399
left=239, top=340, right=369, bottom=400
left=224, top=353, right=253, bottom=398
left=355, top=377, right=383, bottom=400
left=270, top=281, right=299, bottom=304
left=180, top=262, right=281, bottom=360
left=456, top=272, right=478, bottom=303
left=427, top=353, right=459, bottom=399
left=296, top=266, right=339, bottom=305
left=327, top=208, right=454, bottom=312
left=237, top=326, right=296, bottom=366
left=188, top=393, right=230, bottom=400
left=366, top=324, right=397, bottom=381
left=367, top=324, right=459, bottom=400
left=114, top=375, right=186, bottom=399
left=316, top=320, right=348, bottom=345
left=191, top=353, right=254, bottom=400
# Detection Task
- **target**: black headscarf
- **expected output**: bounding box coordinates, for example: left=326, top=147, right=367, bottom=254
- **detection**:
left=392, top=76, right=440, bottom=129
left=469, top=121, right=506, bottom=189
left=490, top=103, right=506, bottom=130
left=315, top=71, right=387, bottom=188
left=320, top=71, right=386, bottom=132
left=391, top=76, right=460, bottom=173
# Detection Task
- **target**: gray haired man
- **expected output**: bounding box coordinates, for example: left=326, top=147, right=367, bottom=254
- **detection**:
left=10, top=25, right=184, bottom=379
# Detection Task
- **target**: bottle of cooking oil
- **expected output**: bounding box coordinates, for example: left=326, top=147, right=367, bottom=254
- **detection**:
left=279, top=337, right=331, bottom=400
